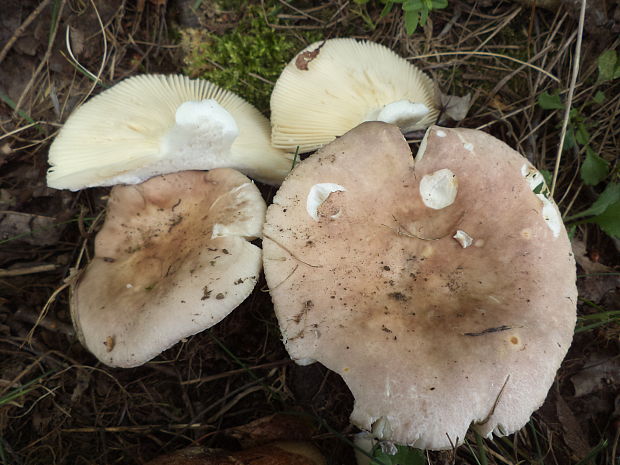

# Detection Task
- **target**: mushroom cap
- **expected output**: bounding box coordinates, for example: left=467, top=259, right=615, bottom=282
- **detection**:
left=270, top=39, right=438, bottom=153
left=71, top=169, right=265, bottom=368
left=263, top=123, right=577, bottom=449
left=48, top=74, right=292, bottom=190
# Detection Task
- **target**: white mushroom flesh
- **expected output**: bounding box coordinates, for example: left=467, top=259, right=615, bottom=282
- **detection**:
left=419, top=168, right=458, bottom=209
left=453, top=230, right=474, bottom=248
left=537, top=194, right=562, bottom=238
left=520, top=164, right=560, bottom=237
left=371, top=100, right=430, bottom=132
left=306, top=183, right=347, bottom=221
left=415, top=127, right=432, bottom=162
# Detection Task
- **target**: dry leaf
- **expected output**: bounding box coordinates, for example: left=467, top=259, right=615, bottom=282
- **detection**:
left=0, top=211, right=61, bottom=246
left=555, top=394, right=590, bottom=459
left=571, top=356, right=620, bottom=397
left=571, top=239, right=613, bottom=274
left=229, top=414, right=314, bottom=448
left=436, top=91, right=472, bottom=123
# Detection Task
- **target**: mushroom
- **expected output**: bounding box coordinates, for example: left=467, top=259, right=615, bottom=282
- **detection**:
left=262, top=122, right=577, bottom=449
left=71, top=168, right=265, bottom=368
left=270, top=38, right=438, bottom=154
left=47, top=74, right=292, bottom=190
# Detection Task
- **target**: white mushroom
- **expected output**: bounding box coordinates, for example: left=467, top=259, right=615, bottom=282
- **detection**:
left=270, top=39, right=437, bottom=154
left=48, top=74, right=293, bottom=190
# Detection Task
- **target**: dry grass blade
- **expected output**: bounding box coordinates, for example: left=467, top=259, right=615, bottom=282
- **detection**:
left=550, top=0, right=587, bottom=196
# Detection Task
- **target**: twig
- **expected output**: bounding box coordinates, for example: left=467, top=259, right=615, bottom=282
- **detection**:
left=0, top=264, right=58, bottom=277
left=477, top=375, right=511, bottom=426
left=409, top=51, right=560, bottom=83
left=0, top=0, right=53, bottom=66
left=14, top=307, right=74, bottom=336
left=550, top=0, right=586, bottom=196
left=263, top=234, right=322, bottom=268
left=61, top=423, right=215, bottom=433
left=0, top=122, right=41, bottom=141
left=23, top=281, right=71, bottom=347
left=14, top=0, right=67, bottom=114
left=180, top=359, right=292, bottom=385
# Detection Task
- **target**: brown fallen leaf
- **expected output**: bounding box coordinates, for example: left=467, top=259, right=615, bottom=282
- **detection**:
left=145, top=442, right=325, bottom=465
left=555, top=394, right=591, bottom=460
left=229, top=414, right=314, bottom=448
left=0, top=211, right=61, bottom=246
left=571, top=239, right=613, bottom=274
left=571, top=356, right=620, bottom=398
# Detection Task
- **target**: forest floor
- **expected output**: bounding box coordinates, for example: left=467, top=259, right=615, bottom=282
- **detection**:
left=0, top=1, right=619, bottom=464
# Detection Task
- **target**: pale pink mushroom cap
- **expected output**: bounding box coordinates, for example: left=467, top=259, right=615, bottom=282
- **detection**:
left=263, top=122, right=576, bottom=449
left=71, top=169, right=265, bottom=368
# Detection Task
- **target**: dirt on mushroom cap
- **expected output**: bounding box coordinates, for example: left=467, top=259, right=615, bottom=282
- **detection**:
left=263, top=122, right=577, bottom=449
left=71, top=169, right=265, bottom=368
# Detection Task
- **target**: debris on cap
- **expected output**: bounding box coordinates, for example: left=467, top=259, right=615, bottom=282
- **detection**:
left=270, top=39, right=438, bottom=154
left=263, top=122, right=577, bottom=449
left=47, top=74, right=293, bottom=190
left=71, top=169, right=265, bottom=368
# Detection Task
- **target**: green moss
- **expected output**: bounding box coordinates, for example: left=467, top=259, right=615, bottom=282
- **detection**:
left=182, top=5, right=323, bottom=112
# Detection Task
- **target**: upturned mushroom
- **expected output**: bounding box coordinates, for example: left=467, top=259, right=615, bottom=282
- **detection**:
left=71, top=169, right=265, bottom=368
left=263, top=122, right=576, bottom=449
left=47, top=74, right=292, bottom=190
left=270, top=38, right=438, bottom=154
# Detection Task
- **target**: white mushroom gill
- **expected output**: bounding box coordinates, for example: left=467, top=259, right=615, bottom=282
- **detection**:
left=453, top=230, right=474, bottom=248
left=306, top=183, right=347, bottom=221
left=419, top=169, right=458, bottom=210
left=370, top=100, right=430, bottom=132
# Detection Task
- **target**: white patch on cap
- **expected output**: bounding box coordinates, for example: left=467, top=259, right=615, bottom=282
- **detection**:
left=436, top=129, right=447, bottom=138
left=372, top=100, right=430, bottom=132
left=307, top=183, right=346, bottom=221
left=210, top=183, right=257, bottom=239
left=419, top=169, right=458, bottom=209
left=521, top=163, right=547, bottom=193
left=415, top=127, right=432, bottom=162
left=371, top=416, right=393, bottom=440
left=521, top=164, right=561, bottom=237
left=453, top=230, right=473, bottom=248
left=463, top=142, right=474, bottom=151
left=537, top=194, right=562, bottom=238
